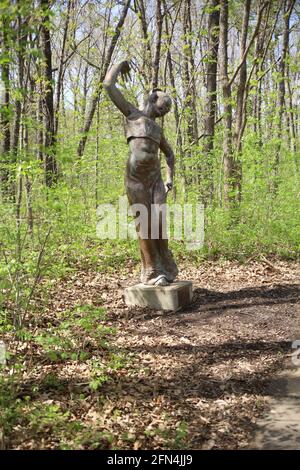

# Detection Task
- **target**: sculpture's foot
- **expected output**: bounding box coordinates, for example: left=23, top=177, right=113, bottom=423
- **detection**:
left=154, top=276, right=170, bottom=286
left=146, top=274, right=171, bottom=286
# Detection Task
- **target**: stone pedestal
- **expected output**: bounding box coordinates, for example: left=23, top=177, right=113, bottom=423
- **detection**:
left=124, top=281, right=193, bottom=311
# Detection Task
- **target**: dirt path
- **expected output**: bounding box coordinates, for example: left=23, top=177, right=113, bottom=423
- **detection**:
left=48, top=260, right=299, bottom=449
left=252, top=364, right=300, bottom=449
left=8, top=260, right=299, bottom=449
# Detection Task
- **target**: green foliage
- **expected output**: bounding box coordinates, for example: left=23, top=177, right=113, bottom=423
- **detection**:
left=25, top=402, right=71, bottom=434
left=144, top=419, right=189, bottom=450
left=1, top=0, right=299, bottom=451
left=0, top=301, right=128, bottom=448
left=34, top=305, right=113, bottom=362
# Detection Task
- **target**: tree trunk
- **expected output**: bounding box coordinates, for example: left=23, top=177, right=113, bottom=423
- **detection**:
left=77, top=0, right=131, bottom=158
left=0, top=15, right=11, bottom=195
left=164, top=9, right=184, bottom=198
left=286, top=67, right=297, bottom=153
left=234, top=0, right=251, bottom=152
left=54, top=0, right=73, bottom=136
left=152, top=0, right=163, bottom=90
left=12, top=12, right=25, bottom=159
left=273, top=0, right=295, bottom=190
left=234, top=0, right=251, bottom=202
left=219, top=0, right=234, bottom=206
left=136, top=0, right=152, bottom=94
left=253, top=26, right=263, bottom=145
left=37, top=96, right=44, bottom=162
left=202, top=0, right=220, bottom=205
left=183, top=0, right=198, bottom=149
left=40, top=0, right=58, bottom=187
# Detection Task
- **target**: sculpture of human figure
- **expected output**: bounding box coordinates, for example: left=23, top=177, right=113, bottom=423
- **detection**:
left=103, top=60, right=178, bottom=286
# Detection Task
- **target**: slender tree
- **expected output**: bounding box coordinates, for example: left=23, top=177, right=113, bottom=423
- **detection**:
left=136, top=0, right=152, bottom=93
left=77, top=0, right=131, bottom=158
left=40, top=0, right=58, bottom=187
left=0, top=11, right=11, bottom=194
left=152, top=0, right=163, bottom=90
left=273, top=0, right=296, bottom=189
left=54, top=0, right=73, bottom=136
left=219, top=0, right=234, bottom=206
left=182, top=0, right=198, bottom=149
left=202, top=0, right=220, bottom=204
left=233, top=0, right=251, bottom=202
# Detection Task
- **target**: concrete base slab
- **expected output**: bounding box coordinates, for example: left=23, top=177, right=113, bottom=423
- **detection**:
left=124, top=281, right=193, bottom=311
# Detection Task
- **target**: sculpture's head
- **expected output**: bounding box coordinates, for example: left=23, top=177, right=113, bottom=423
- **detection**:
left=147, top=88, right=172, bottom=118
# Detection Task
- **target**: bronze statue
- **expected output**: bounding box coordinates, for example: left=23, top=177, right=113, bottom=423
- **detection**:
left=103, top=61, right=178, bottom=286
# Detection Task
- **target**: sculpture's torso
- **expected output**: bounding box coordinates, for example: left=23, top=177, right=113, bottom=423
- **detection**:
left=125, top=112, right=162, bottom=184
left=125, top=112, right=162, bottom=145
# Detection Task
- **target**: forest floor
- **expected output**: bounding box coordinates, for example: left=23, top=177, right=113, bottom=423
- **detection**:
left=3, top=259, right=300, bottom=449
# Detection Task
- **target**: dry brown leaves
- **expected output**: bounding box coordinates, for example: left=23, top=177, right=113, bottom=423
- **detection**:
left=6, top=259, right=300, bottom=449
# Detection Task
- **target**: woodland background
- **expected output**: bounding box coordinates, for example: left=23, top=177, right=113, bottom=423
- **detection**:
left=0, top=0, right=299, bottom=450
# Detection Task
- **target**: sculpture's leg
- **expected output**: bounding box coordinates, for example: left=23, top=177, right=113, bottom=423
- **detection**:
left=153, top=179, right=178, bottom=283
left=126, top=180, right=159, bottom=283
left=126, top=175, right=178, bottom=285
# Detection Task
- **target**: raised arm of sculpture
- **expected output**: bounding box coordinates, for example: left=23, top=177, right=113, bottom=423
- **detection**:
left=103, top=61, right=137, bottom=117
